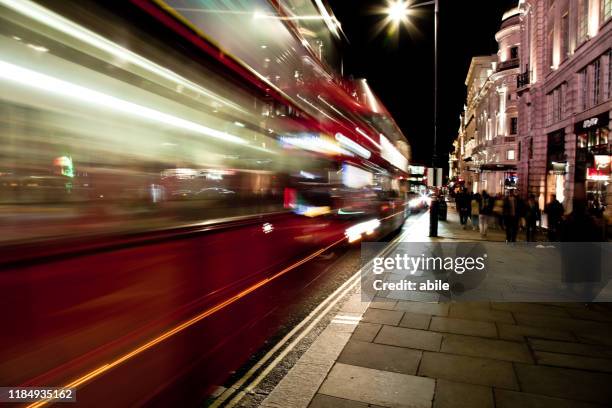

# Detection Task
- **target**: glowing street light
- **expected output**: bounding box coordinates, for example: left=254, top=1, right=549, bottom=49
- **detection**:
left=382, top=0, right=440, bottom=235
left=385, top=0, right=409, bottom=25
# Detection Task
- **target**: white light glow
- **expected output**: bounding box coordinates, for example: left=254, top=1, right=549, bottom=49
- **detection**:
left=335, top=132, right=371, bottom=159
left=386, top=0, right=408, bottom=23
left=280, top=134, right=352, bottom=156
left=0, top=0, right=245, bottom=113
left=380, top=135, right=408, bottom=171
left=345, top=219, right=381, bottom=243
left=342, top=163, right=373, bottom=189
left=355, top=127, right=382, bottom=150
left=0, top=60, right=247, bottom=145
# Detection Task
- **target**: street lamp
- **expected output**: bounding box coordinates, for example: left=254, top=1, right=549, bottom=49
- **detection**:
left=384, top=0, right=439, bottom=236
left=385, top=0, right=409, bottom=25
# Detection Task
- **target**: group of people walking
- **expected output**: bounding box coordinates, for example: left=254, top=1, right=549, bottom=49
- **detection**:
left=454, top=188, right=567, bottom=242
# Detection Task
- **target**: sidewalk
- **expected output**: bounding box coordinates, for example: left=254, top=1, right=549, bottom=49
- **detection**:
left=410, top=202, right=542, bottom=243
left=258, top=209, right=612, bottom=408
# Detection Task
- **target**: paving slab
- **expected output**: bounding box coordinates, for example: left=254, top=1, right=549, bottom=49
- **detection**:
left=430, top=316, right=497, bottom=338
left=491, top=302, right=570, bottom=317
left=565, top=307, right=612, bottom=323
left=534, top=350, right=612, bottom=373
left=513, top=313, right=612, bottom=334
left=341, top=293, right=371, bottom=314
left=441, top=334, right=532, bottom=363
left=318, top=363, right=435, bottom=408
left=308, top=394, right=386, bottom=408
left=433, top=379, right=494, bottom=408
left=351, top=322, right=381, bottom=342
left=448, top=304, right=514, bottom=324
left=261, top=362, right=331, bottom=408
left=337, top=340, right=422, bottom=375
left=528, top=338, right=612, bottom=358
left=575, top=330, right=612, bottom=346
left=374, top=325, right=442, bottom=351
left=394, top=301, right=449, bottom=316
left=418, top=351, right=518, bottom=389
left=497, top=323, right=575, bottom=342
left=369, top=297, right=398, bottom=311
left=514, top=363, right=612, bottom=404
left=494, top=389, right=605, bottom=408
left=300, top=331, right=353, bottom=366
left=398, top=312, right=431, bottom=330
left=362, top=308, right=404, bottom=326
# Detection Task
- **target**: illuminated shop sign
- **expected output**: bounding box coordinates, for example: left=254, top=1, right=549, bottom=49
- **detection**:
left=587, top=155, right=611, bottom=181
left=575, top=113, right=609, bottom=133
left=408, top=165, right=425, bottom=175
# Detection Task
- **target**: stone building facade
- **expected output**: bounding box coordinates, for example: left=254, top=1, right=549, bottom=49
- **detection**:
left=452, top=8, right=521, bottom=195
left=516, top=0, right=611, bottom=213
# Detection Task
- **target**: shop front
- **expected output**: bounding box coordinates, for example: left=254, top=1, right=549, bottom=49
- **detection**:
left=575, top=113, right=610, bottom=213
left=546, top=129, right=567, bottom=204
left=479, top=164, right=517, bottom=195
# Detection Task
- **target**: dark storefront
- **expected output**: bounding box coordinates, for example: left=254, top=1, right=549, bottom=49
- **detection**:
left=546, top=129, right=567, bottom=204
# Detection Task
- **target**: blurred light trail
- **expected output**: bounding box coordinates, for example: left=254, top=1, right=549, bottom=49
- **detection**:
left=355, top=127, right=382, bottom=150
left=0, top=60, right=248, bottom=145
left=25, top=236, right=348, bottom=408
left=0, top=0, right=246, bottom=114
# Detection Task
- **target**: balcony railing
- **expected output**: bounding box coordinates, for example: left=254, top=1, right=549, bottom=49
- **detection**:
left=497, top=58, right=519, bottom=72
left=517, top=70, right=530, bottom=88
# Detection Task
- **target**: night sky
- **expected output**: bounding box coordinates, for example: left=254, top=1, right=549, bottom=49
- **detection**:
left=327, top=0, right=518, bottom=168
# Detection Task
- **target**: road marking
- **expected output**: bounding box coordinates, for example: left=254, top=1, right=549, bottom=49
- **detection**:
left=26, top=236, right=346, bottom=408
left=215, top=219, right=415, bottom=407
left=26, top=210, right=414, bottom=408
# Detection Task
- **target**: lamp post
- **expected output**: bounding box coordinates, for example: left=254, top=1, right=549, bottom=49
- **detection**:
left=385, top=0, right=439, bottom=236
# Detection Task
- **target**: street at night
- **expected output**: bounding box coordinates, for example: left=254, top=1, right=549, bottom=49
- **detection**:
left=0, top=1, right=611, bottom=407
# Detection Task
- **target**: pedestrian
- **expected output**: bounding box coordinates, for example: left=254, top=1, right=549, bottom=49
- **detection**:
left=471, top=193, right=481, bottom=231
left=458, top=188, right=471, bottom=229
left=544, top=194, right=564, bottom=241
left=524, top=194, right=541, bottom=242
left=493, top=193, right=504, bottom=230
left=503, top=190, right=519, bottom=242
left=561, top=200, right=605, bottom=241
left=479, top=190, right=491, bottom=237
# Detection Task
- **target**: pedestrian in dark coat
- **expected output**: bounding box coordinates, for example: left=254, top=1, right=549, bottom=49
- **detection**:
left=544, top=194, right=564, bottom=241
left=524, top=194, right=541, bottom=242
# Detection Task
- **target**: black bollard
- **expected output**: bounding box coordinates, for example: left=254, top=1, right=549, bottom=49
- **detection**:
left=429, top=196, right=439, bottom=237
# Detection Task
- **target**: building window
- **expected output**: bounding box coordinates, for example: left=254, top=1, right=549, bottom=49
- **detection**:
left=547, top=29, right=554, bottom=68
left=518, top=141, right=522, bottom=160
left=593, top=59, right=601, bottom=105
left=560, top=83, right=565, bottom=118
left=580, top=67, right=588, bottom=110
left=561, top=13, right=569, bottom=59
left=547, top=92, right=553, bottom=125
left=510, top=117, right=518, bottom=135
left=507, top=150, right=516, bottom=160
left=578, top=0, right=589, bottom=44
left=510, top=46, right=519, bottom=60
left=603, top=0, right=612, bottom=22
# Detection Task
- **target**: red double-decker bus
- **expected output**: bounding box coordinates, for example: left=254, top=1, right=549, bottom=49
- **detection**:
left=0, top=0, right=410, bottom=405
